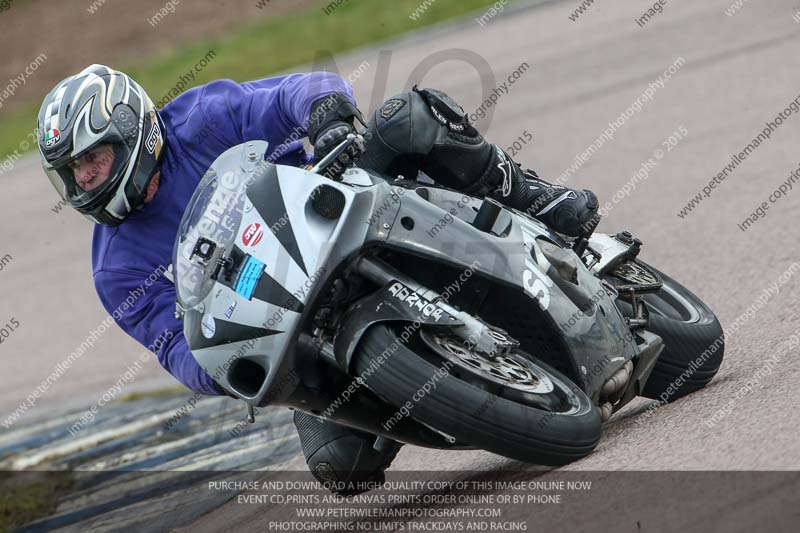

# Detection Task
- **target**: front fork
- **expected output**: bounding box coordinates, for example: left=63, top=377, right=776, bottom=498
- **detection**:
left=579, top=230, right=666, bottom=419
left=355, top=256, right=517, bottom=358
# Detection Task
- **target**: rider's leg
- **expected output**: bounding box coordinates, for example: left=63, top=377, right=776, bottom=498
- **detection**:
left=293, top=410, right=403, bottom=496
left=358, top=87, right=599, bottom=237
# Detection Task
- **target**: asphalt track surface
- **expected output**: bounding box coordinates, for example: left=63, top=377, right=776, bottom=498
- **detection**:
left=2, top=0, right=800, bottom=531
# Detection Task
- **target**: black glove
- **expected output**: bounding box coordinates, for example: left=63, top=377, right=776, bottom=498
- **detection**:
left=313, top=124, right=355, bottom=164
left=307, top=92, right=365, bottom=164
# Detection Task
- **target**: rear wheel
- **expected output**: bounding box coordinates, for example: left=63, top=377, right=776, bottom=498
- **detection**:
left=353, top=324, right=602, bottom=465
left=613, top=262, right=724, bottom=401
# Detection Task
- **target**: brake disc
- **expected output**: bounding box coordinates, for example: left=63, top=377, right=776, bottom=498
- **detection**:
left=420, top=329, right=554, bottom=394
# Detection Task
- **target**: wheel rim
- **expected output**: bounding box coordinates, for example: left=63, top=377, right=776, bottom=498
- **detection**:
left=419, top=328, right=584, bottom=414
left=433, top=333, right=555, bottom=394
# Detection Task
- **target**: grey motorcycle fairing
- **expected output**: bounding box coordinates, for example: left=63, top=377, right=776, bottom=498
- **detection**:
left=368, top=185, right=640, bottom=397
left=175, top=141, right=646, bottom=412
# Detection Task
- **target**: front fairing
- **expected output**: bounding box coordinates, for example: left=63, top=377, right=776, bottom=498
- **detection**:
left=172, top=141, right=373, bottom=404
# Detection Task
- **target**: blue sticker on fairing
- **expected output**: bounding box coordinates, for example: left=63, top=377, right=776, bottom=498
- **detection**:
left=235, top=256, right=265, bottom=299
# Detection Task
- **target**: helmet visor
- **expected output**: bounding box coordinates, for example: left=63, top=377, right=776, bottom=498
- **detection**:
left=44, top=141, right=131, bottom=210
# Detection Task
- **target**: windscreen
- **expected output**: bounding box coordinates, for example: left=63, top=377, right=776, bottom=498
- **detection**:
left=173, top=167, right=248, bottom=309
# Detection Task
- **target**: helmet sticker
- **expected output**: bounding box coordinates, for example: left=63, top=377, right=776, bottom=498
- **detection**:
left=145, top=116, right=161, bottom=154
left=44, top=129, right=61, bottom=147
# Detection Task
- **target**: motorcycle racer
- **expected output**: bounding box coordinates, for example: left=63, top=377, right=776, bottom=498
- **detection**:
left=37, top=64, right=598, bottom=494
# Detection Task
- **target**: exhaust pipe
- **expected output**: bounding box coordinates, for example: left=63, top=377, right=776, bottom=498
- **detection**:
left=601, top=361, right=634, bottom=397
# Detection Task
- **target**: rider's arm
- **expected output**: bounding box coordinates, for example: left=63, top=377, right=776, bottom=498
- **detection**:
left=241, top=71, right=357, bottom=138
left=93, top=267, right=222, bottom=396
left=193, top=72, right=356, bottom=155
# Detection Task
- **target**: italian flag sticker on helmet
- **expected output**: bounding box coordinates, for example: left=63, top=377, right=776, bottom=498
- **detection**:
left=44, top=129, right=61, bottom=147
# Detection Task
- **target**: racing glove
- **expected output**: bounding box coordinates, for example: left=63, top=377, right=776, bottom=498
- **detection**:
left=307, top=92, right=366, bottom=164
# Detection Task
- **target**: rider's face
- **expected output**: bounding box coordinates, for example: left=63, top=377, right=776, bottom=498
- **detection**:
left=69, top=144, right=115, bottom=192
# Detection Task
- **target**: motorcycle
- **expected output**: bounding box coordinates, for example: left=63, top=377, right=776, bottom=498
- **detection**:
left=172, top=135, right=724, bottom=465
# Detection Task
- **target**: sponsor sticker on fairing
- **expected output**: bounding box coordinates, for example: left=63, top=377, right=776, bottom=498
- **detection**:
left=241, top=223, right=264, bottom=247
left=387, top=281, right=445, bottom=320
left=201, top=313, right=216, bottom=338
left=234, top=256, right=265, bottom=300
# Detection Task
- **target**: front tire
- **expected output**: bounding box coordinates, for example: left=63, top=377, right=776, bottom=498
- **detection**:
left=352, top=324, right=602, bottom=465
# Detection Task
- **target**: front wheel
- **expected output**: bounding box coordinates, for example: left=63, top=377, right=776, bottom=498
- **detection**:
left=352, top=324, right=602, bottom=465
left=614, top=262, right=725, bottom=401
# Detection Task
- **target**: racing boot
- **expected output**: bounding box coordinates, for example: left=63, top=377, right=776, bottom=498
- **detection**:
left=463, top=144, right=600, bottom=237
left=293, top=410, right=403, bottom=496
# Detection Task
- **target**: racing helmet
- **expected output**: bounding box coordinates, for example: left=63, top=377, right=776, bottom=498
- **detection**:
left=37, top=64, right=166, bottom=226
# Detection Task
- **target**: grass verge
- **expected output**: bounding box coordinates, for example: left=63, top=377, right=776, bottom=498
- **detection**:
left=0, top=0, right=513, bottom=161
left=0, top=471, right=73, bottom=532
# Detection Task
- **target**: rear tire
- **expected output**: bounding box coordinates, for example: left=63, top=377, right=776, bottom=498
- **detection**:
left=353, top=324, right=602, bottom=465
left=616, top=263, right=724, bottom=401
